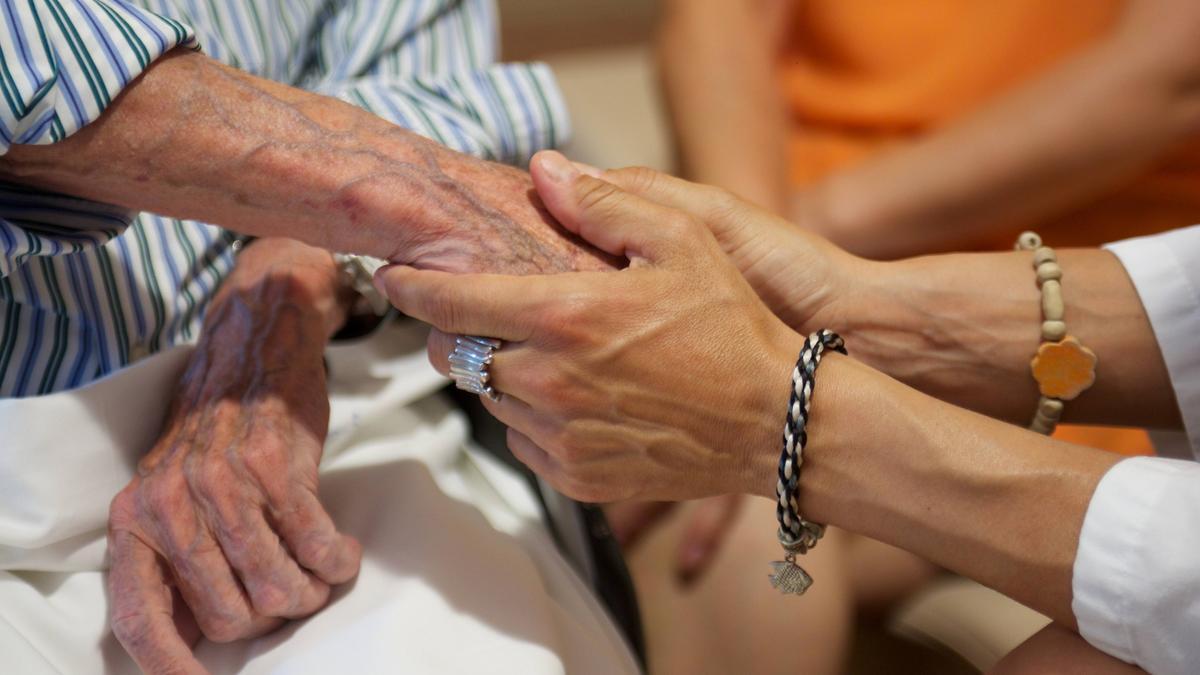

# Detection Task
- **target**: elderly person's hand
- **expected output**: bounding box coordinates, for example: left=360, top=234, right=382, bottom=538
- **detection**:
left=107, top=240, right=361, bottom=674
left=376, top=151, right=805, bottom=502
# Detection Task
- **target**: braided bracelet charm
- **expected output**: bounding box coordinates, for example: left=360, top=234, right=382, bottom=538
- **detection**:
left=770, top=329, right=846, bottom=595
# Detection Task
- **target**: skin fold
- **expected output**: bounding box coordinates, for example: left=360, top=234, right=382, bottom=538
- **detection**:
left=379, top=152, right=1181, bottom=669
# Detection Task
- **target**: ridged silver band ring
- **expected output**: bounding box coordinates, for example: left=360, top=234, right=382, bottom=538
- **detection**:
left=448, top=335, right=503, bottom=402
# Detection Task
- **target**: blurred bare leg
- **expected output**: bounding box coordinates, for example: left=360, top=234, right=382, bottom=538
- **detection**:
left=848, top=536, right=942, bottom=615
left=991, top=624, right=1145, bottom=675
left=623, top=497, right=852, bottom=675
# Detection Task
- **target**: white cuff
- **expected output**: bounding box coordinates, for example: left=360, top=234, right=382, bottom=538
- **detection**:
left=1105, top=227, right=1200, bottom=458
left=1073, top=456, right=1200, bottom=675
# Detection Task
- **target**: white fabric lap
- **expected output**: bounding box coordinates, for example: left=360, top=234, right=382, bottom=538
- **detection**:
left=0, top=321, right=636, bottom=674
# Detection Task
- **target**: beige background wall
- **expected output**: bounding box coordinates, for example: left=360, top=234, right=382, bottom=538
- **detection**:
left=495, top=0, right=673, bottom=171
left=497, top=0, right=659, bottom=60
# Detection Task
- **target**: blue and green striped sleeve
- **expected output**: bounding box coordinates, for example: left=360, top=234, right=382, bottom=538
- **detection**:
left=0, top=0, right=196, bottom=277
left=0, top=0, right=196, bottom=153
left=305, top=0, right=570, bottom=164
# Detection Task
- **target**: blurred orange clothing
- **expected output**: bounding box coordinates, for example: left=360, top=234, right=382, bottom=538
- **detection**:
left=780, top=0, right=1200, bottom=251
left=779, top=1, right=1185, bottom=455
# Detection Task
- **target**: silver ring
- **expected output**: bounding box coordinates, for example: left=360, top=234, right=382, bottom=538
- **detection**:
left=448, top=335, right=503, bottom=401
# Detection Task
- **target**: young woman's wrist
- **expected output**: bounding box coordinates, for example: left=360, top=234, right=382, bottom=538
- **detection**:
left=835, top=254, right=1042, bottom=423
left=740, top=327, right=810, bottom=500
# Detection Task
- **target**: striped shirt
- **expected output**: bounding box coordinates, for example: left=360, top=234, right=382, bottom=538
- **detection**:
left=0, top=0, right=569, bottom=398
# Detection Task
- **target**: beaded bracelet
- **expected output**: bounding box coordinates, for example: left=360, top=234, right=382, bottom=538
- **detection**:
left=770, top=329, right=846, bottom=595
left=1015, top=232, right=1097, bottom=434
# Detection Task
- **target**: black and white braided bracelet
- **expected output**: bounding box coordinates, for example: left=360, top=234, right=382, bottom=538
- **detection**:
left=769, top=329, right=847, bottom=595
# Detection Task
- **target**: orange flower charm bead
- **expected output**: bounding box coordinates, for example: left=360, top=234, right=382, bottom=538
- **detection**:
left=1030, top=336, right=1098, bottom=401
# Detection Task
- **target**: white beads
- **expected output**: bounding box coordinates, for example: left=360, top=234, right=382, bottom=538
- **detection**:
left=1042, top=320, right=1067, bottom=342
left=1017, top=232, right=1095, bottom=436
left=1041, top=280, right=1064, bottom=321
left=1030, top=395, right=1065, bottom=434
left=1033, top=246, right=1057, bottom=267
left=1039, top=398, right=1065, bottom=417
left=1036, top=261, right=1063, bottom=284
left=1016, top=231, right=1043, bottom=250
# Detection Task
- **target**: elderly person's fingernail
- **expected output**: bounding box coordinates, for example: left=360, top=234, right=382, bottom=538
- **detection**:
left=536, top=150, right=580, bottom=184
left=572, top=161, right=604, bottom=179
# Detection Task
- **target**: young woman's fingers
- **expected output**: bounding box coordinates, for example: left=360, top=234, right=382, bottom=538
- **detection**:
left=506, top=428, right=562, bottom=484
left=599, top=166, right=725, bottom=218
left=480, top=393, right=562, bottom=450
left=530, top=151, right=704, bottom=263
left=591, top=165, right=768, bottom=253
left=375, top=265, right=553, bottom=340
left=427, top=329, right=545, bottom=405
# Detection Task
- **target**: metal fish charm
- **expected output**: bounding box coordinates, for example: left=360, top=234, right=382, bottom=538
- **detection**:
left=768, top=559, right=814, bottom=595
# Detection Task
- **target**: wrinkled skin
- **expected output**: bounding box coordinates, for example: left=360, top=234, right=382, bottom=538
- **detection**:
left=380, top=152, right=807, bottom=504
left=107, top=240, right=359, bottom=675
left=0, top=52, right=614, bottom=276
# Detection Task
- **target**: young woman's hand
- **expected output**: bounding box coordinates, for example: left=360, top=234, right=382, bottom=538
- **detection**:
left=376, top=151, right=803, bottom=503
left=585, top=165, right=870, bottom=334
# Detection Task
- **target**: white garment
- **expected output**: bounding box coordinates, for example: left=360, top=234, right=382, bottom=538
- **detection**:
left=0, top=321, right=638, bottom=674
left=1069, top=226, right=1200, bottom=675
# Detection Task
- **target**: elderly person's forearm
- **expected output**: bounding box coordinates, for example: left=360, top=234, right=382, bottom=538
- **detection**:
left=0, top=50, right=610, bottom=274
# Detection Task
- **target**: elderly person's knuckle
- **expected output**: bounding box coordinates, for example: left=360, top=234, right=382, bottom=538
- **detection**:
left=108, top=487, right=141, bottom=530
left=144, top=477, right=187, bottom=519
left=218, top=519, right=257, bottom=558
left=242, top=441, right=286, bottom=480
left=110, top=609, right=153, bottom=648
left=247, top=580, right=294, bottom=617
left=195, top=457, right=236, bottom=494
left=200, top=614, right=249, bottom=644
left=297, top=532, right=337, bottom=569
left=195, top=592, right=256, bottom=642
